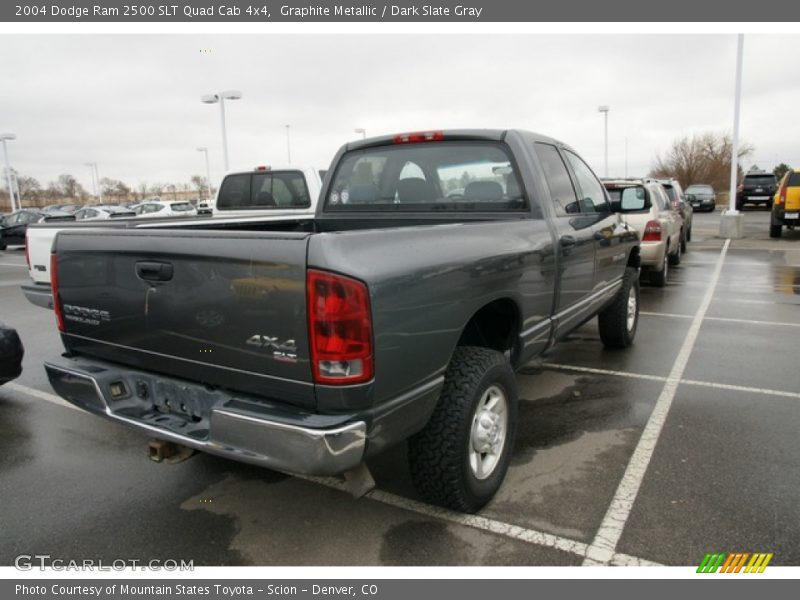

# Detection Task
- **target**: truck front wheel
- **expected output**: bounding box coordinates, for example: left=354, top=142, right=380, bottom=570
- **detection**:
left=598, top=266, right=639, bottom=349
left=408, top=346, right=518, bottom=513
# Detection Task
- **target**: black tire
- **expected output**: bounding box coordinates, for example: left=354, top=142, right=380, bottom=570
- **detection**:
left=668, top=238, right=681, bottom=266
left=650, top=250, right=668, bottom=287
left=0, top=242, right=5, bottom=251
left=680, top=228, right=687, bottom=253
left=408, top=346, right=518, bottom=513
left=770, top=223, right=782, bottom=238
left=687, top=225, right=692, bottom=241
left=598, top=266, right=639, bottom=349
left=736, top=199, right=744, bottom=211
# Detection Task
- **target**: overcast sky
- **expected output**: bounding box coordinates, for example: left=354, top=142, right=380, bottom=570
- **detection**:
left=3, top=34, right=800, bottom=193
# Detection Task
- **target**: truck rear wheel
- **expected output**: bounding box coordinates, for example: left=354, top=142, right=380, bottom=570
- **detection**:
left=770, top=223, right=782, bottom=238
left=598, top=266, right=639, bottom=349
left=408, top=346, right=518, bottom=513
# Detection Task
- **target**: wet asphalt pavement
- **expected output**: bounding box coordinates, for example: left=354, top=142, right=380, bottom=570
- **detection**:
left=1, top=208, right=799, bottom=567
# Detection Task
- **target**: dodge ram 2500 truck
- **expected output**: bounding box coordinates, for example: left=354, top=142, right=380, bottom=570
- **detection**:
left=44, top=130, right=641, bottom=512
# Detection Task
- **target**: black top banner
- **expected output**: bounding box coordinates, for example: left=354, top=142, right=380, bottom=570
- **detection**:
left=2, top=0, right=796, bottom=22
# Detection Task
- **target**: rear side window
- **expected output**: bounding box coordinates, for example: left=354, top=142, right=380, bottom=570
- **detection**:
left=652, top=186, right=670, bottom=211
left=217, top=172, right=311, bottom=210
left=745, top=175, right=777, bottom=186
left=787, top=173, right=800, bottom=187
left=662, top=186, right=678, bottom=205
left=171, top=202, right=194, bottom=212
left=326, top=141, right=526, bottom=212
left=534, top=143, right=579, bottom=217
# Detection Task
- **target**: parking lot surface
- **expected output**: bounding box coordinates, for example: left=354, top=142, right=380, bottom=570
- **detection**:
left=1, top=209, right=799, bottom=566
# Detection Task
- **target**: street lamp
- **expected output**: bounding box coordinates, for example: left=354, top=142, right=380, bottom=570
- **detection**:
left=598, top=106, right=609, bottom=177
left=196, top=147, right=212, bottom=200
left=285, top=124, right=291, bottom=164
left=1, top=133, right=17, bottom=212
left=85, top=162, right=98, bottom=200
left=354, top=128, right=366, bottom=139
left=85, top=162, right=102, bottom=203
left=201, top=90, right=242, bottom=172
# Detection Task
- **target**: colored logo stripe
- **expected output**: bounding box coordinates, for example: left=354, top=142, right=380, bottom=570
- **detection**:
left=697, top=552, right=773, bottom=573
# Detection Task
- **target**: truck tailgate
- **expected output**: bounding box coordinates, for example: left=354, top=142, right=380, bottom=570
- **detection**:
left=53, top=228, right=315, bottom=408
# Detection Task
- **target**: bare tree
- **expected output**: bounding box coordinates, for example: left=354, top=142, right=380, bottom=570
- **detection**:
left=774, top=163, right=791, bottom=180
left=56, top=174, right=86, bottom=199
left=16, top=174, right=42, bottom=204
left=650, top=131, right=753, bottom=191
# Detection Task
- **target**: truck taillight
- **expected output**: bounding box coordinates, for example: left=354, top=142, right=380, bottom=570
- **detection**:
left=642, top=220, right=662, bottom=242
left=393, top=131, right=444, bottom=144
left=307, top=269, right=373, bottom=385
left=51, top=254, right=65, bottom=332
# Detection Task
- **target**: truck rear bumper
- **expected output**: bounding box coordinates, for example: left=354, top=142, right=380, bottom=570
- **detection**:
left=21, top=282, right=53, bottom=310
left=44, top=357, right=366, bottom=476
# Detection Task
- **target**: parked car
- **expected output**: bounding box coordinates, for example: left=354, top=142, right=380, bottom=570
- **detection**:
left=657, top=178, right=692, bottom=252
left=685, top=184, right=716, bottom=212
left=43, top=203, right=81, bottom=214
left=1, top=210, right=44, bottom=249
left=770, top=168, right=800, bottom=238
left=737, top=172, right=778, bottom=210
left=73, top=206, right=137, bottom=221
left=0, top=321, right=24, bottom=385
left=196, top=200, right=213, bottom=215
left=604, top=179, right=682, bottom=286
left=44, top=129, right=641, bottom=513
left=134, top=200, right=198, bottom=218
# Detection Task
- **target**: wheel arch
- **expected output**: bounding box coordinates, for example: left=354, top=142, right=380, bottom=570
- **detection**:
left=455, top=297, right=522, bottom=366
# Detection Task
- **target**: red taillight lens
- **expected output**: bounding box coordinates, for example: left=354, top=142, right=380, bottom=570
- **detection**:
left=393, top=131, right=444, bottom=144
left=51, top=254, right=65, bottom=332
left=641, top=220, right=662, bottom=242
left=777, top=179, right=787, bottom=205
left=307, top=269, right=373, bottom=385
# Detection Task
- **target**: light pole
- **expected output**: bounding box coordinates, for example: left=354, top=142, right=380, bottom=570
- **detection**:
left=598, top=106, right=609, bottom=177
left=86, top=162, right=103, bottom=204
left=728, top=34, right=744, bottom=215
left=1, top=133, right=17, bottom=212
left=196, top=147, right=212, bottom=200
left=720, top=34, right=745, bottom=239
left=285, top=124, right=291, bottom=163
left=85, top=162, right=98, bottom=201
left=354, top=127, right=366, bottom=139
left=201, top=90, right=242, bottom=172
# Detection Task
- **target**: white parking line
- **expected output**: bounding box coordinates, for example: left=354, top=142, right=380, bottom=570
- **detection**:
left=8, top=379, right=665, bottom=566
left=0, top=262, right=26, bottom=267
left=542, top=363, right=800, bottom=400
left=582, top=239, right=730, bottom=565
left=680, top=379, right=800, bottom=400
left=641, top=311, right=800, bottom=329
left=543, top=363, right=668, bottom=384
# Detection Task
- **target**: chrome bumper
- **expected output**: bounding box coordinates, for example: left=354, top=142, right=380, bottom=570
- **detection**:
left=21, top=282, right=53, bottom=310
left=44, top=358, right=366, bottom=476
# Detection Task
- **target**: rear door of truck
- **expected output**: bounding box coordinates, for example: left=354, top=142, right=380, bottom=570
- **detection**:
left=52, top=228, right=315, bottom=408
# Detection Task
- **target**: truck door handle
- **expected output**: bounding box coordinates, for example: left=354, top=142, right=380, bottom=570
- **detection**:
left=135, top=261, right=174, bottom=282
left=560, top=235, right=577, bottom=248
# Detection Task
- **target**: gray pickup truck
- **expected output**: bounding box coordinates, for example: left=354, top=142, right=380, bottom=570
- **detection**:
left=45, top=130, right=640, bottom=512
